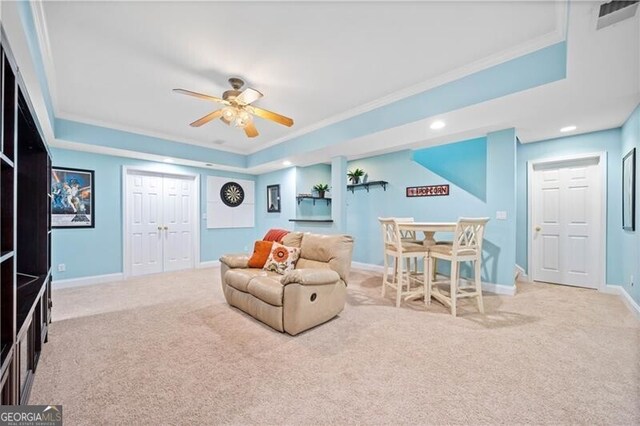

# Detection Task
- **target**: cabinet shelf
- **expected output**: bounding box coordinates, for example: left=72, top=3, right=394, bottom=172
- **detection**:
left=0, top=153, right=14, bottom=168
left=296, top=196, right=331, bottom=206
left=347, top=180, right=388, bottom=193
left=0, top=251, right=14, bottom=263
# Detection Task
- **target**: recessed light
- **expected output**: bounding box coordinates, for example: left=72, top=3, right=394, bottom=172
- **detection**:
left=163, top=158, right=174, bottom=163
left=282, top=160, right=292, bottom=166
left=430, top=120, right=446, bottom=130
left=560, top=125, right=577, bottom=133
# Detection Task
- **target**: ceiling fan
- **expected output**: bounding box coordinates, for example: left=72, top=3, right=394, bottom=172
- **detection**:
left=173, top=77, right=293, bottom=138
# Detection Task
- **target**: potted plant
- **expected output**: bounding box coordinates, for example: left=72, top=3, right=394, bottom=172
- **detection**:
left=313, top=183, right=330, bottom=199
left=347, top=168, right=366, bottom=185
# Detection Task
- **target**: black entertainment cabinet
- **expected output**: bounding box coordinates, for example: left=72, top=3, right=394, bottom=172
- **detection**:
left=0, top=30, right=52, bottom=404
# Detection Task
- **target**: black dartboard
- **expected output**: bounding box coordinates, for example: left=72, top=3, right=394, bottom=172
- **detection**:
left=220, top=182, right=245, bottom=207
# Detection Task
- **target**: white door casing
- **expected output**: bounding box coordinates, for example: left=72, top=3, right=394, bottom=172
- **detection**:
left=528, top=153, right=605, bottom=289
left=123, top=167, right=199, bottom=278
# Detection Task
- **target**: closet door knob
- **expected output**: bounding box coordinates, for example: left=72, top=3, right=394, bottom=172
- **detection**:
left=163, top=226, right=168, bottom=230
left=535, top=226, right=541, bottom=232
left=157, top=226, right=162, bottom=231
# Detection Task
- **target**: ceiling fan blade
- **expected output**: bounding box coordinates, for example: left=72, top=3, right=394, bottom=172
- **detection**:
left=236, top=88, right=263, bottom=105
left=190, top=110, right=223, bottom=127
left=173, top=88, right=228, bottom=104
left=244, top=121, right=259, bottom=138
left=250, top=106, right=294, bottom=127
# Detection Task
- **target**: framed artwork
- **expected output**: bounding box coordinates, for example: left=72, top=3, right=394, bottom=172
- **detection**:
left=51, top=167, right=95, bottom=228
left=623, top=148, right=635, bottom=231
left=267, top=184, right=281, bottom=213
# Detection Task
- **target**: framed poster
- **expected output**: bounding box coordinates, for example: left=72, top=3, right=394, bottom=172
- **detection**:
left=623, top=148, right=635, bottom=231
left=51, top=167, right=95, bottom=228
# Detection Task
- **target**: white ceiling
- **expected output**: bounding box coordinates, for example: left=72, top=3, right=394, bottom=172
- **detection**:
left=40, top=0, right=564, bottom=153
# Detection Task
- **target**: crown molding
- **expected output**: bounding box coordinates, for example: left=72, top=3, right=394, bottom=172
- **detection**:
left=55, top=112, right=247, bottom=155
left=50, top=138, right=254, bottom=175
left=34, top=1, right=567, bottom=158
left=30, top=0, right=59, bottom=115
left=245, top=12, right=567, bottom=155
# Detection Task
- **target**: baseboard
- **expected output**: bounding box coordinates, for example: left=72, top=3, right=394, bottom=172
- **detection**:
left=198, top=260, right=220, bottom=269
left=351, top=261, right=386, bottom=273
left=480, top=281, right=517, bottom=296
left=515, top=264, right=530, bottom=282
left=351, top=262, right=517, bottom=296
left=603, top=285, right=640, bottom=320
left=52, top=273, right=124, bottom=289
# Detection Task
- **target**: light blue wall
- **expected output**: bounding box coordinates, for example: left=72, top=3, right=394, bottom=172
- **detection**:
left=413, top=137, right=487, bottom=201
left=295, top=164, right=332, bottom=220
left=345, top=129, right=517, bottom=286
left=516, top=128, right=623, bottom=285
left=51, top=148, right=255, bottom=280
left=56, top=119, right=246, bottom=168
left=247, top=42, right=566, bottom=168
left=621, top=105, right=639, bottom=304
left=255, top=167, right=297, bottom=237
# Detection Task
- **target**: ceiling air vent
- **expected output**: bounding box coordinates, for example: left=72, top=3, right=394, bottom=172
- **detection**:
left=596, top=1, right=639, bottom=29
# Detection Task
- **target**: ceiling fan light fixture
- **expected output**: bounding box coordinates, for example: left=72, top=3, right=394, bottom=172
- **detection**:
left=222, top=106, right=237, bottom=121
left=233, top=110, right=252, bottom=128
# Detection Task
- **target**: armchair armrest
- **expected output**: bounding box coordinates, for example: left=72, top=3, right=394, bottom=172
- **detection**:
left=281, top=269, right=341, bottom=286
left=219, top=253, right=250, bottom=269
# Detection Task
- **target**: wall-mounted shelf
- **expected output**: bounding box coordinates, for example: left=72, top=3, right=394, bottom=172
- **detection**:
left=288, top=219, right=334, bottom=223
left=347, top=180, right=388, bottom=193
left=296, top=196, right=331, bottom=206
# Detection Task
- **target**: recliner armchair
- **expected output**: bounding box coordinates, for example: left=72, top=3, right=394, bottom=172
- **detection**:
left=220, top=232, right=354, bottom=335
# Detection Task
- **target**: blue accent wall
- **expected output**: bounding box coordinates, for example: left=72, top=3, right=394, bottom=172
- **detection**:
left=343, top=129, right=517, bottom=286
left=255, top=167, right=297, bottom=237
left=247, top=42, right=566, bottom=168
left=413, top=137, right=487, bottom=201
left=56, top=119, right=246, bottom=169
left=51, top=148, right=255, bottom=280
left=295, top=164, right=332, bottom=220
left=621, top=105, right=640, bottom=304
left=516, top=128, right=623, bottom=285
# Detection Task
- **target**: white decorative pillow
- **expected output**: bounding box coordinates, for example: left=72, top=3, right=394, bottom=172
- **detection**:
left=263, top=243, right=300, bottom=275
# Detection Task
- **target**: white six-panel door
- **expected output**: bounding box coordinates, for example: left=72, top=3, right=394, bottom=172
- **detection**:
left=163, top=176, right=195, bottom=272
left=126, top=171, right=196, bottom=277
left=531, top=157, right=602, bottom=288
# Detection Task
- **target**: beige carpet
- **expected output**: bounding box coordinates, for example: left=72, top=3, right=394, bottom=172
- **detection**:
left=30, top=268, right=639, bottom=425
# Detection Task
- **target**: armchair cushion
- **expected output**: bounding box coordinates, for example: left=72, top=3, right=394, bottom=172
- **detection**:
left=247, top=277, right=284, bottom=306
left=280, top=268, right=341, bottom=286
left=281, top=231, right=304, bottom=248
left=225, top=269, right=279, bottom=293
left=220, top=253, right=250, bottom=269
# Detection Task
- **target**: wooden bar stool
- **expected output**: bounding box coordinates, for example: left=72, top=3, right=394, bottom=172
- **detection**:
left=426, top=217, right=489, bottom=316
left=378, top=217, right=428, bottom=307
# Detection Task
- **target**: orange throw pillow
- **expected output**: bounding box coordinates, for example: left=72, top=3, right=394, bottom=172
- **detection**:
left=263, top=228, right=290, bottom=243
left=248, top=240, right=274, bottom=268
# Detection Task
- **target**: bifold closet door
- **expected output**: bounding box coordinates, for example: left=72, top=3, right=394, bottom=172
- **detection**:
left=128, top=173, right=164, bottom=276
left=162, top=177, right=195, bottom=272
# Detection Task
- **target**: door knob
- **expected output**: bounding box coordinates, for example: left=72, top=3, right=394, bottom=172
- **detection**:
left=163, top=226, right=168, bottom=230
left=535, top=226, right=541, bottom=232
left=157, top=226, right=162, bottom=231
